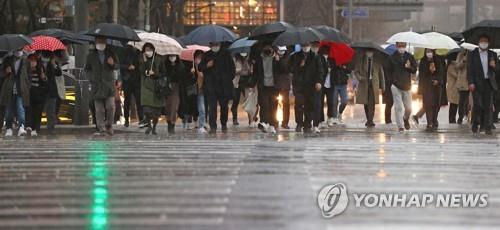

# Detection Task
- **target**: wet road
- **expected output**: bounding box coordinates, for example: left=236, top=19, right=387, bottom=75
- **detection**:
left=0, top=104, right=499, bottom=230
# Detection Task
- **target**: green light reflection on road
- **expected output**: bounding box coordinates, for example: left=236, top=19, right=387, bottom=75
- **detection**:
left=88, top=141, right=109, bottom=230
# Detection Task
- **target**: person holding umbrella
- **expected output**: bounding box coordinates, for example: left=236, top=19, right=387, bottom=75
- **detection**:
left=290, top=42, right=324, bottom=133
left=0, top=49, right=30, bottom=137
left=467, top=34, right=498, bottom=135
left=24, top=53, right=48, bottom=137
left=274, top=46, right=292, bottom=129
left=41, top=51, right=63, bottom=135
left=418, top=49, right=444, bottom=131
left=232, top=51, right=253, bottom=127
left=198, top=42, right=236, bottom=134
left=85, top=36, right=120, bottom=136
left=139, top=43, right=166, bottom=135
left=353, top=48, right=386, bottom=127
left=121, top=44, right=144, bottom=128
left=164, top=53, right=185, bottom=134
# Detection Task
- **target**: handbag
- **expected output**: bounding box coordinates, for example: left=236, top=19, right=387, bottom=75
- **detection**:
left=153, top=76, right=169, bottom=98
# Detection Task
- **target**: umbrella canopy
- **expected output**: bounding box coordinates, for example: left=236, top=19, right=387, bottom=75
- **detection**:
left=86, top=23, right=141, bottom=42
left=228, top=37, right=257, bottom=54
left=312, top=25, right=350, bottom=43
left=0, top=34, right=33, bottom=52
left=24, top=36, right=66, bottom=52
left=29, top=29, right=83, bottom=44
left=249, top=21, right=295, bottom=41
left=461, top=42, right=478, bottom=51
left=321, top=41, right=355, bottom=66
left=422, top=32, right=460, bottom=50
left=386, top=31, right=430, bottom=47
left=180, top=45, right=210, bottom=61
left=448, top=32, right=464, bottom=42
left=183, top=25, right=237, bottom=46
left=133, top=32, right=182, bottom=56
left=463, top=20, right=500, bottom=48
left=273, top=27, right=324, bottom=46
left=351, top=41, right=388, bottom=56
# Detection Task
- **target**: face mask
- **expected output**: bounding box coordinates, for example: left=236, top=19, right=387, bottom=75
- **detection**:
left=323, top=54, right=329, bottom=59
left=302, top=46, right=311, bottom=53
left=145, top=51, right=154, bottom=58
left=168, top=56, right=177, bottom=63
left=311, top=47, right=319, bottom=53
left=14, top=51, right=23, bottom=58
left=398, top=48, right=406, bottom=54
left=366, top=52, right=374, bottom=58
left=96, top=44, right=106, bottom=51
left=211, top=46, right=220, bottom=52
left=426, top=52, right=433, bottom=59
left=240, top=53, right=248, bottom=57
left=41, top=57, right=50, bottom=63
left=479, top=42, right=489, bottom=50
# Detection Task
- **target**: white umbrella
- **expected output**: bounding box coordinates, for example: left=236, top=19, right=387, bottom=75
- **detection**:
left=133, top=32, right=182, bottom=56
left=422, top=32, right=460, bottom=50
left=386, top=31, right=430, bottom=48
left=460, top=42, right=478, bottom=51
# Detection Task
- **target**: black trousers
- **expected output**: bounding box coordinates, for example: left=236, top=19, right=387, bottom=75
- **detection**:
left=206, top=90, right=229, bottom=130
left=277, top=89, right=290, bottom=127
left=258, top=86, right=278, bottom=127
left=449, top=91, right=470, bottom=123
left=313, top=89, right=322, bottom=127
left=231, top=86, right=243, bottom=120
left=27, top=90, right=46, bottom=132
left=295, top=90, right=315, bottom=129
left=494, top=91, right=500, bottom=122
left=320, top=87, right=334, bottom=122
left=364, top=81, right=375, bottom=123
left=472, top=80, right=494, bottom=132
left=123, top=84, right=143, bottom=122
left=385, top=100, right=393, bottom=124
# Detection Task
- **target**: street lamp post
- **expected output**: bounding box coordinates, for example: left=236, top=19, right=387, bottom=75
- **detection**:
left=74, top=0, right=90, bottom=126
left=348, top=0, right=353, bottom=38
left=465, top=0, right=475, bottom=29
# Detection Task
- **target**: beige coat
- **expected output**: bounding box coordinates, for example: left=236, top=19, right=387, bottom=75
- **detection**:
left=354, top=56, right=385, bottom=105
left=446, top=61, right=460, bottom=104
left=455, top=50, right=469, bottom=91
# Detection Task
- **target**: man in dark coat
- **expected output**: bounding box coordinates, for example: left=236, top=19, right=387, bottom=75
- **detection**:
left=289, top=42, right=324, bottom=133
left=85, top=36, right=120, bottom=136
left=120, top=44, right=144, bottom=128
left=467, top=34, right=499, bottom=135
left=198, top=42, right=236, bottom=134
left=274, top=46, right=291, bottom=129
left=387, top=42, right=417, bottom=132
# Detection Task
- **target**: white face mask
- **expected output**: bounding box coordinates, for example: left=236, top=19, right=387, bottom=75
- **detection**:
left=95, top=43, right=106, bottom=51
left=240, top=53, right=248, bottom=57
left=302, top=46, right=311, bottom=53
left=211, top=46, right=220, bottom=52
left=311, top=47, right=319, bottom=53
left=479, top=42, right=489, bottom=50
left=323, top=54, right=329, bottom=59
left=426, top=52, right=434, bottom=59
left=398, top=48, right=406, bottom=54
left=168, top=56, right=177, bottom=63
left=145, top=51, right=154, bottom=58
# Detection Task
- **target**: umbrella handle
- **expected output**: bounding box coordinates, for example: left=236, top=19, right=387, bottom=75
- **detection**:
left=150, top=53, right=155, bottom=72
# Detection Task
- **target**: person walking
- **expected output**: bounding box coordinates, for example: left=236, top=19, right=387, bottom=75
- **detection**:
left=418, top=49, right=444, bottom=131
left=164, top=54, right=185, bottom=134
left=274, top=46, right=291, bottom=129
left=388, top=42, right=417, bottom=132
left=121, top=44, right=144, bottom=128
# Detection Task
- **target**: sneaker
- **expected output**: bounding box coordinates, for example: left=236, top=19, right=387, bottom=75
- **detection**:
left=124, top=120, right=129, bottom=127
left=319, top=121, right=328, bottom=128
left=332, top=118, right=339, bottom=125
left=267, top=125, right=277, bottom=134
left=26, top=127, right=32, bottom=135
left=258, top=122, right=268, bottom=133
left=404, top=119, right=411, bottom=130
left=313, top=127, right=321, bottom=133
left=31, top=130, right=38, bottom=137
left=327, top=117, right=335, bottom=127
left=295, top=125, right=303, bottom=133
left=106, top=127, right=114, bottom=136
left=221, top=125, right=228, bottom=133
left=198, top=127, right=208, bottom=134
left=398, top=128, right=405, bottom=133
left=412, top=115, right=419, bottom=125
left=139, top=121, right=148, bottom=128
left=233, top=119, right=239, bottom=126
left=249, top=122, right=257, bottom=128
left=337, top=116, right=344, bottom=124
left=94, top=131, right=105, bottom=136
left=5, top=129, right=13, bottom=137
left=18, top=126, right=27, bottom=136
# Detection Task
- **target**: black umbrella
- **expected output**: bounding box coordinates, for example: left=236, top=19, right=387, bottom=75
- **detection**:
left=0, top=34, right=33, bottom=51
left=447, top=32, right=464, bottom=42
left=86, top=23, right=141, bottom=42
left=29, top=29, right=84, bottom=44
left=249, top=21, right=295, bottom=41
left=312, top=25, right=350, bottom=43
left=463, top=20, right=500, bottom=48
left=351, top=41, right=389, bottom=64
left=273, top=27, right=324, bottom=46
left=183, top=25, right=237, bottom=46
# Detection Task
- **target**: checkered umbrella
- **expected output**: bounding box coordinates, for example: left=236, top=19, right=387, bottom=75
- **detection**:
left=133, top=32, right=183, bottom=56
left=24, top=36, right=66, bottom=52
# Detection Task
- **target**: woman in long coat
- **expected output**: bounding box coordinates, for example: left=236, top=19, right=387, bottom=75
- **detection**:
left=418, top=49, right=444, bottom=131
left=164, top=54, right=185, bottom=134
left=354, top=50, right=385, bottom=127
left=140, top=43, right=166, bottom=135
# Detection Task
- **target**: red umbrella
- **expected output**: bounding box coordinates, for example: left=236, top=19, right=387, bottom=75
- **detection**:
left=180, top=45, right=210, bottom=61
left=24, top=36, right=66, bottom=52
left=320, top=41, right=355, bottom=66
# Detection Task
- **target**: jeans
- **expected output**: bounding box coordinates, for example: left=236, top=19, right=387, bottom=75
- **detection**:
left=333, top=84, right=348, bottom=118
left=46, top=97, right=58, bottom=131
left=197, top=93, right=206, bottom=128
left=5, top=96, right=25, bottom=129
left=94, top=97, right=115, bottom=132
left=391, top=85, right=412, bottom=129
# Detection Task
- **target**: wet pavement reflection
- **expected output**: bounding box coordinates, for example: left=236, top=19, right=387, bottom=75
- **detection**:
left=0, top=104, right=499, bottom=229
